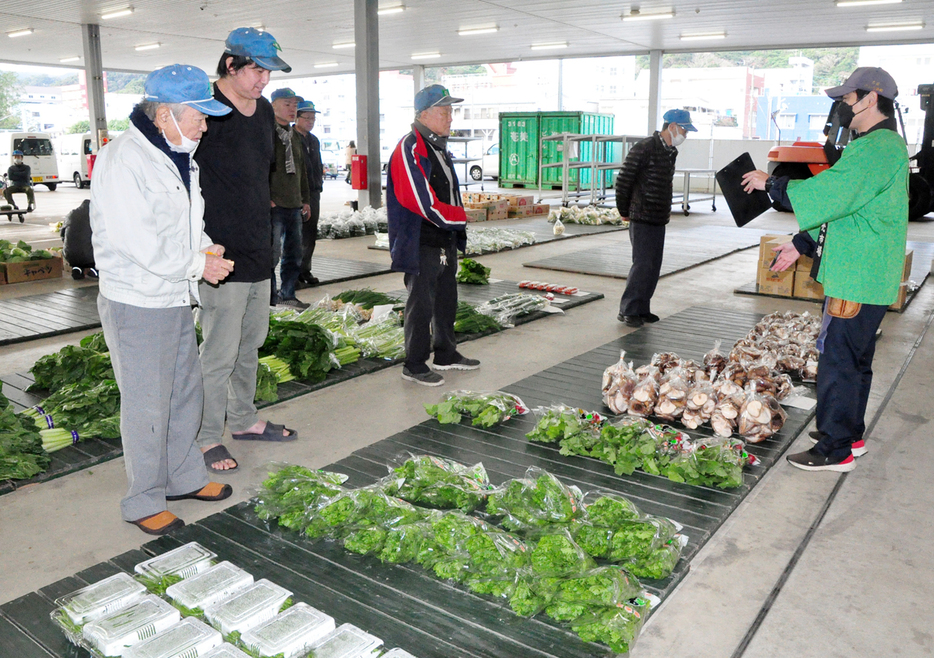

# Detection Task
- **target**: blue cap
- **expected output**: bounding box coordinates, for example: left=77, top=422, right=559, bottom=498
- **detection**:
left=414, top=84, right=464, bottom=113
left=144, top=65, right=231, bottom=116
left=225, top=27, right=291, bottom=72
left=270, top=87, right=301, bottom=103
left=663, top=108, right=697, bottom=132
left=297, top=100, right=318, bottom=114
left=12, top=150, right=23, bottom=156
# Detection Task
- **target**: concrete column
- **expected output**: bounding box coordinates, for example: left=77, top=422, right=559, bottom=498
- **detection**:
left=81, top=23, right=107, bottom=151
left=354, top=0, right=382, bottom=209
left=413, top=65, right=425, bottom=96
left=647, top=49, right=663, bottom=134
left=557, top=59, right=564, bottom=111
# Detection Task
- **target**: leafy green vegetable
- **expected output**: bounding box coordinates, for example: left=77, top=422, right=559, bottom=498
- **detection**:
left=455, top=258, right=491, bottom=285
left=0, top=399, right=48, bottom=481
left=608, top=517, right=679, bottom=563
left=332, top=288, right=402, bottom=309
left=545, top=566, right=642, bottom=621
left=261, top=320, right=338, bottom=382
left=343, top=526, right=388, bottom=555
left=135, top=573, right=183, bottom=597
left=486, top=469, right=583, bottom=532
left=382, top=455, right=491, bottom=512
left=27, top=346, right=114, bottom=393
left=79, top=332, right=109, bottom=353
left=378, top=522, right=434, bottom=564
left=528, top=530, right=595, bottom=577
left=453, top=302, right=503, bottom=335
left=570, top=601, right=650, bottom=654
left=254, top=361, right=279, bottom=403
left=425, top=391, right=526, bottom=428
left=628, top=541, right=681, bottom=580
left=584, top=493, right=642, bottom=527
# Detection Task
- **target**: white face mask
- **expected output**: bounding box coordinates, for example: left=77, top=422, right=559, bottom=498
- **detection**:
left=164, top=110, right=200, bottom=155
left=669, top=125, right=686, bottom=147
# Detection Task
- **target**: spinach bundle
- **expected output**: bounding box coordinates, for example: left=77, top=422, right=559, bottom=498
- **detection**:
left=0, top=395, right=48, bottom=481
left=455, top=258, right=491, bottom=285
left=28, top=346, right=113, bottom=393
left=261, top=319, right=338, bottom=383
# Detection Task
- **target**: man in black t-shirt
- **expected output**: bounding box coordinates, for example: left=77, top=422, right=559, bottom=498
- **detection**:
left=294, top=99, right=324, bottom=286
left=194, top=27, right=298, bottom=475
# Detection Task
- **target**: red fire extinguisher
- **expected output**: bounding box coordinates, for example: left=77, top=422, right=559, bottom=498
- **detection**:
left=351, top=154, right=367, bottom=190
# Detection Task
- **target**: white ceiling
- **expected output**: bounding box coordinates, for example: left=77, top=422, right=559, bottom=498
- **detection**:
left=0, top=0, right=932, bottom=78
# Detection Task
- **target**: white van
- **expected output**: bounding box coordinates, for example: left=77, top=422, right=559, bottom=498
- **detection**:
left=0, top=133, right=61, bottom=191
left=57, top=132, right=93, bottom=188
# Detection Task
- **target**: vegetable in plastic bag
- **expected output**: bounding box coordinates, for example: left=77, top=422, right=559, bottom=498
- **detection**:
left=381, top=454, right=491, bottom=512
left=485, top=468, right=583, bottom=532
left=570, top=600, right=650, bottom=654
left=602, top=351, right=638, bottom=415
left=455, top=258, right=491, bottom=285
left=424, top=390, right=528, bottom=428
left=545, top=566, right=643, bottom=621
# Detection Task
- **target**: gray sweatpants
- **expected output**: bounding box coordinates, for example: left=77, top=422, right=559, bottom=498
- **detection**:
left=196, top=279, right=271, bottom=447
left=98, top=296, right=208, bottom=522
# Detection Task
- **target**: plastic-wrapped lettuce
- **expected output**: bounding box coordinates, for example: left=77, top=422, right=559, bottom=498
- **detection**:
left=485, top=467, right=583, bottom=532
left=252, top=464, right=348, bottom=531
left=544, top=566, right=643, bottom=622
left=460, top=530, right=531, bottom=596
left=570, top=599, right=651, bottom=654
left=377, top=521, right=436, bottom=565
left=528, top=529, right=595, bottom=578
left=424, top=390, right=528, bottom=428
left=525, top=405, right=605, bottom=457
left=304, top=488, right=424, bottom=539
left=381, top=454, right=492, bottom=512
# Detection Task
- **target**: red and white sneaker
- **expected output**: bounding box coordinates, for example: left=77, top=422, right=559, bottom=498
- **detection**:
left=787, top=448, right=856, bottom=472
left=809, top=432, right=867, bottom=458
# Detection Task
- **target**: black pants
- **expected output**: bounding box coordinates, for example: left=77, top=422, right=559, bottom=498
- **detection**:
left=403, top=244, right=458, bottom=372
left=619, top=221, right=666, bottom=316
left=815, top=303, right=887, bottom=461
left=301, top=191, right=320, bottom=277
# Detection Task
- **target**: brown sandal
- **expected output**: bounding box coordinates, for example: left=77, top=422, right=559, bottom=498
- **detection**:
left=129, top=511, right=185, bottom=536
left=166, top=482, right=233, bottom=502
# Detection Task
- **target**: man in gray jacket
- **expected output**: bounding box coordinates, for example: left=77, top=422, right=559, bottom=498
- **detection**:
left=616, top=109, right=696, bottom=328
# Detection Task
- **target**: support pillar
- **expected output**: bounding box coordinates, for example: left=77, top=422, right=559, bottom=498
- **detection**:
left=82, top=23, right=107, bottom=151
left=413, top=65, right=425, bottom=97
left=557, top=59, right=564, bottom=111
left=647, top=49, right=663, bottom=134
left=354, top=0, right=382, bottom=209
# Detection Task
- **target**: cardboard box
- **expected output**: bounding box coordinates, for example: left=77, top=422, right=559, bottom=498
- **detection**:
left=796, top=255, right=814, bottom=272
left=486, top=199, right=510, bottom=221
left=890, top=249, right=913, bottom=310
left=530, top=204, right=550, bottom=216
left=758, top=234, right=793, bottom=265
left=793, top=273, right=824, bottom=300
left=508, top=205, right=536, bottom=218
left=757, top=264, right=794, bottom=297
left=465, top=208, right=487, bottom=222
left=1, top=255, right=63, bottom=284
left=504, top=194, right=535, bottom=208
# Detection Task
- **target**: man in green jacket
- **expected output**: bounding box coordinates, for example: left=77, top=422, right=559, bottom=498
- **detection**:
left=743, top=66, right=908, bottom=472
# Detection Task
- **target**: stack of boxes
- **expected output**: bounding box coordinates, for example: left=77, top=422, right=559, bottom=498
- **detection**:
left=755, top=233, right=913, bottom=310
left=462, top=192, right=549, bottom=222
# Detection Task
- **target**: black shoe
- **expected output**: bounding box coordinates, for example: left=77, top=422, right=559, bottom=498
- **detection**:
left=87, top=268, right=99, bottom=279
left=277, top=297, right=310, bottom=310
left=618, top=314, right=644, bottom=328
left=809, top=431, right=867, bottom=457
left=641, top=313, right=660, bottom=323
left=299, top=273, right=319, bottom=285
left=433, top=354, right=480, bottom=371
left=786, top=447, right=855, bottom=472
left=71, top=266, right=85, bottom=280
left=402, top=366, right=444, bottom=386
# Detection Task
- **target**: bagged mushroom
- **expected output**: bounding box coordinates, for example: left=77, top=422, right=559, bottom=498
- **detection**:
left=602, top=351, right=638, bottom=415
left=654, top=368, right=690, bottom=422
left=627, top=372, right=659, bottom=417
left=682, top=380, right=717, bottom=430
left=704, top=340, right=727, bottom=377
left=737, top=388, right=787, bottom=443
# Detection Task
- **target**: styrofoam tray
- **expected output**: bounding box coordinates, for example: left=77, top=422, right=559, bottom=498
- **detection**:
left=54, top=572, right=148, bottom=626
left=123, top=617, right=222, bottom=658
left=134, top=543, right=216, bottom=580
left=165, top=561, right=253, bottom=611
left=240, top=602, right=335, bottom=658
left=203, top=579, right=291, bottom=636
left=307, top=623, right=383, bottom=658
left=82, top=595, right=180, bottom=657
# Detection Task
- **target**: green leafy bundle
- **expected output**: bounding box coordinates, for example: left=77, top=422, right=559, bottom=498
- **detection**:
left=28, top=345, right=113, bottom=393
left=261, top=320, right=338, bottom=383
left=455, top=258, right=491, bottom=285
left=526, top=406, right=605, bottom=458
left=25, top=380, right=121, bottom=431
left=545, top=566, right=643, bottom=621
left=0, top=394, right=48, bottom=481
left=0, top=239, right=56, bottom=263
left=665, top=439, right=747, bottom=489
left=570, top=601, right=650, bottom=654
left=254, top=361, right=279, bottom=403
left=425, top=390, right=526, bottom=429
left=332, top=288, right=401, bottom=309
left=382, top=455, right=491, bottom=512
left=79, top=332, right=109, bottom=353
left=486, top=469, right=583, bottom=532
left=528, top=530, right=595, bottom=577
left=253, top=465, right=348, bottom=530
left=453, top=302, right=503, bottom=335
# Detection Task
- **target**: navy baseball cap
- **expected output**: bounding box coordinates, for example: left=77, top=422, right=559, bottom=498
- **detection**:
left=297, top=100, right=318, bottom=114
left=414, top=84, right=463, bottom=113
left=225, top=27, right=291, bottom=72
left=144, top=65, right=232, bottom=116
left=270, top=87, right=301, bottom=103
left=825, top=66, right=898, bottom=100
left=663, top=108, right=697, bottom=132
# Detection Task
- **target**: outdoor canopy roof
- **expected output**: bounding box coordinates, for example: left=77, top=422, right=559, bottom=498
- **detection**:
left=0, top=0, right=932, bottom=77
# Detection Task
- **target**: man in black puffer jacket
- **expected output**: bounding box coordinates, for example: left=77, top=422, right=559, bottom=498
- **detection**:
left=616, top=109, right=696, bottom=327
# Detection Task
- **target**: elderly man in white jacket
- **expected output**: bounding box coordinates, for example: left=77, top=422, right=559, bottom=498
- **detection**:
left=91, top=64, right=235, bottom=535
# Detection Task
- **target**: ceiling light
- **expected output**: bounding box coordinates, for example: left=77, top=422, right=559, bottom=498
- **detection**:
left=135, top=42, right=160, bottom=51
left=836, top=0, right=901, bottom=6
left=531, top=42, right=568, bottom=50
left=101, top=7, right=134, bottom=19
left=378, top=4, right=405, bottom=15
left=8, top=29, right=35, bottom=38
left=458, top=26, right=499, bottom=36
left=411, top=52, right=441, bottom=60
left=866, top=21, right=924, bottom=31
left=680, top=32, right=726, bottom=41
left=332, top=41, right=355, bottom=49
left=622, top=11, right=674, bottom=21
left=60, top=56, right=81, bottom=63
left=314, top=62, right=339, bottom=68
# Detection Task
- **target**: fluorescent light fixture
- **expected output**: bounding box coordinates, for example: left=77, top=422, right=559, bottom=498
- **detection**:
left=866, top=21, right=923, bottom=31
left=411, top=52, right=441, bottom=60
left=60, top=56, right=81, bottom=63
left=458, top=26, right=499, bottom=36
left=531, top=42, right=568, bottom=50
left=8, top=28, right=35, bottom=38
left=622, top=11, right=674, bottom=21
left=378, top=4, right=405, bottom=15
left=135, top=42, right=161, bottom=51
left=680, top=32, right=726, bottom=41
left=837, top=0, right=901, bottom=6
left=314, top=62, right=339, bottom=68
left=332, top=41, right=355, bottom=49
left=102, top=7, right=134, bottom=19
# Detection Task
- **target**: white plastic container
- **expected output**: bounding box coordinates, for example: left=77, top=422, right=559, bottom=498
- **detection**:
left=134, top=543, right=216, bottom=580
left=199, top=643, right=253, bottom=658
left=240, top=602, right=335, bottom=658
left=82, top=595, right=180, bottom=657
left=165, top=561, right=253, bottom=612
left=203, top=579, right=292, bottom=635
left=307, top=623, right=383, bottom=658
left=55, top=572, right=148, bottom=626
left=122, top=617, right=222, bottom=658
left=382, top=649, right=418, bottom=658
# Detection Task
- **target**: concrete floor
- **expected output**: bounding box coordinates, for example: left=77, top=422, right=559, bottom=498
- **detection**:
left=1, top=181, right=933, bottom=657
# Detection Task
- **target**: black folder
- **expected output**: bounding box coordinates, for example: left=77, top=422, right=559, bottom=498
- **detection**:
left=715, top=152, right=773, bottom=227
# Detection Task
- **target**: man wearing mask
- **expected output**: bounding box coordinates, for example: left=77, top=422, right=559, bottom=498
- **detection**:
left=615, top=109, right=696, bottom=328
left=742, top=67, right=908, bottom=472
left=4, top=150, right=36, bottom=211
left=387, top=84, right=479, bottom=386
left=294, top=99, right=324, bottom=286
